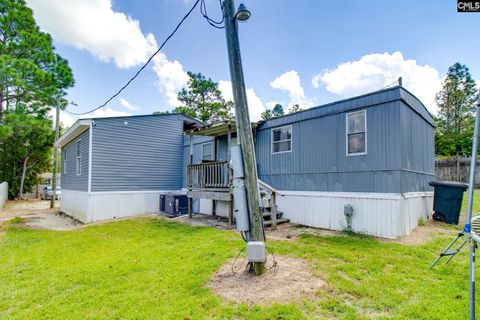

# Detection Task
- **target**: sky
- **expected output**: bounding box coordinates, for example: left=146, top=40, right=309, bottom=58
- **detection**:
left=25, top=0, right=480, bottom=127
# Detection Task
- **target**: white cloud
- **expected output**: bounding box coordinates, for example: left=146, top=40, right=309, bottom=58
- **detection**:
left=313, top=51, right=442, bottom=114
left=152, top=54, right=189, bottom=107
left=270, top=71, right=305, bottom=101
left=26, top=0, right=157, bottom=68
left=48, top=109, right=76, bottom=128
left=27, top=0, right=193, bottom=112
left=80, top=107, right=131, bottom=119
left=119, top=98, right=138, bottom=111
left=270, top=71, right=314, bottom=111
left=218, top=80, right=266, bottom=121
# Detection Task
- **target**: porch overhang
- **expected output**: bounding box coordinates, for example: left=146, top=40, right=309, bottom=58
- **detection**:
left=55, top=119, right=91, bottom=148
left=186, top=120, right=257, bottom=137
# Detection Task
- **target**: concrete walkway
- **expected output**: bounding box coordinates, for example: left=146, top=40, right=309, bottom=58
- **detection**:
left=0, top=199, right=81, bottom=230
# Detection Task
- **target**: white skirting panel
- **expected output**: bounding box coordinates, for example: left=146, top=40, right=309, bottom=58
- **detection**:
left=276, top=191, right=433, bottom=238
left=61, top=189, right=172, bottom=223
left=61, top=190, right=92, bottom=222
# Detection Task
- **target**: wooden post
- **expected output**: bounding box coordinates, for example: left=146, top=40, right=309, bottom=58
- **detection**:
left=212, top=137, right=217, bottom=216
left=271, top=192, right=277, bottom=231
left=50, top=99, right=61, bottom=209
left=224, top=0, right=266, bottom=275
left=227, top=123, right=233, bottom=226
left=188, top=132, right=193, bottom=218
left=227, top=123, right=232, bottom=160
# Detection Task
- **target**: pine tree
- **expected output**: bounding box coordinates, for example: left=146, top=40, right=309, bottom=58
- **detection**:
left=435, top=63, right=478, bottom=156
left=174, top=72, right=233, bottom=124
left=0, top=0, right=74, bottom=116
left=0, top=0, right=74, bottom=198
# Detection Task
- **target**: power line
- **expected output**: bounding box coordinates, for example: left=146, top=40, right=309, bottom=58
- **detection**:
left=200, top=0, right=225, bottom=29
left=65, top=0, right=201, bottom=116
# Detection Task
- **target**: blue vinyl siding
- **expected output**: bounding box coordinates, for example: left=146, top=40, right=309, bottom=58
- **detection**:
left=91, top=115, right=188, bottom=192
left=399, top=101, right=435, bottom=192
left=181, top=87, right=433, bottom=194
left=184, top=87, right=433, bottom=193
left=253, top=87, right=433, bottom=193
left=61, top=129, right=89, bottom=191
left=255, top=101, right=403, bottom=192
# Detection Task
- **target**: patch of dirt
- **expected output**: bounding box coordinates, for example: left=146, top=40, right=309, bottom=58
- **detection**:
left=173, top=213, right=234, bottom=230
left=381, top=220, right=454, bottom=245
left=144, top=212, right=456, bottom=245
left=265, top=223, right=340, bottom=241
left=174, top=214, right=340, bottom=240
left=0, top=199, right=81, bottom=230
left=207, top=255, right=327, bottom=306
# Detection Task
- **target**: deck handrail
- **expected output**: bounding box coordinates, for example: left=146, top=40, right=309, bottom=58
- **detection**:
left=187, top=161, right=230, bottom=189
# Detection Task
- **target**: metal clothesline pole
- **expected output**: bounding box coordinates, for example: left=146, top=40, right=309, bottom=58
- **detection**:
left=465, top=92, right=480, bottom=320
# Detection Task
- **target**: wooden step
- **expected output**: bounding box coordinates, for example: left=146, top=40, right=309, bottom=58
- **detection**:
left=262, top=211, right=283, bottom=219
left=263, top=218, right=289, bottom=227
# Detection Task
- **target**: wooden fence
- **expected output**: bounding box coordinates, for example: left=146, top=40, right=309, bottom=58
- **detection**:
left=0, top=182, right=8, bottom=209
left=435, top=158, right=480, bottom=187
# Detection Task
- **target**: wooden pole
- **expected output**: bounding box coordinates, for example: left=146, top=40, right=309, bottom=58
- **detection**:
left=212, top=137, right=217, bottom=217
left=223, top=0, right=266, bottom=275
left=188, top=132, right=193, bottom=218
left=271, top=192, right=277, bottom=231
left=50, top=99, right=61, bottom=209
left=227, top=123, right=233, bottom=226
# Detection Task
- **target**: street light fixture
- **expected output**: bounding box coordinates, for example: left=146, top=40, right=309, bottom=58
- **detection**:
left=235, top=3, right=251, bottom=21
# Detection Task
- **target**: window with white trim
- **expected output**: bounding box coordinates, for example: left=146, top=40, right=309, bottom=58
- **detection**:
left=63, top=148, right=67, bottom=174
left=346, top=110, right=367, bottom=156
left=76, top=140, right=82, bottom=176
left=272, top=126, right=292, bottom=154
left=201, top=142, right=214, bottom=161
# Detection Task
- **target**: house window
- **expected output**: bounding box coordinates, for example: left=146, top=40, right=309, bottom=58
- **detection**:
left=346, top=110, right=367, bottom=156
left=63, top=148, right=67, bottom=174
left=201, top=142, right=214, bottom=161
left=271, top=126, right=292, bottom=154
left=76, top=140, right=82, bottom=176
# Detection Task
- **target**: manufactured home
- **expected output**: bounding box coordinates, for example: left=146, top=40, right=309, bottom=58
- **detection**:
left=55, top=113, right=201, bottom=222
left=186, top=86, right=434, bottom=238
left=57, top=86, right=434, bottom=238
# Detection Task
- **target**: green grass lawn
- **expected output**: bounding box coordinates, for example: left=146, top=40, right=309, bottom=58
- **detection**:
left=0, top=193, right=479, bottom=319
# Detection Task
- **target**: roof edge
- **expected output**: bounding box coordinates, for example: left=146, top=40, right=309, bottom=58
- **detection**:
left=55, top=119, right=91, bottom=148
left=258, top=86, right=435, bottom=129
left=77, top=112, right=203, bottom=125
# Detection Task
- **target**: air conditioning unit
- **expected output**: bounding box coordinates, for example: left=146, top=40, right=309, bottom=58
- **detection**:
left=160, top=194, right=166, bottom=212
left=160, top=193, right=188, bottom=216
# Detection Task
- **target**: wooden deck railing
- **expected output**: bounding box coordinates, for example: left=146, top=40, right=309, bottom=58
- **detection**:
left=187, top=161, right=230, bottom=189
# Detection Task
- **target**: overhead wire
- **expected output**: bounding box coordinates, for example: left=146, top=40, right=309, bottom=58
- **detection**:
left=65, top=0, right=226, bottom=116
left=65, top=0, right=202, bottom=116
left=200, top=0, right=225, bottom=29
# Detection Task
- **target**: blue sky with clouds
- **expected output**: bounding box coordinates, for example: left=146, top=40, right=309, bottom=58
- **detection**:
left=26, top=0, right=479, bottom=126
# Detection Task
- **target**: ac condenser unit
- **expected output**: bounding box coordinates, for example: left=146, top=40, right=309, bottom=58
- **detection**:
left=161, top=193, right=188, bottom=216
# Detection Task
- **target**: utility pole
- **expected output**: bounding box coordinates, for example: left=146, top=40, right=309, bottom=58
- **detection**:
left=50, top=99, right=61, bottom=209
left=223, top=0, right=266, bottom=275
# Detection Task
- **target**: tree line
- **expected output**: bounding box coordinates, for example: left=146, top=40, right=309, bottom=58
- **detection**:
left=165, top=71, right=304, bottom=124
left=0, top=0, right=74, bottom=199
